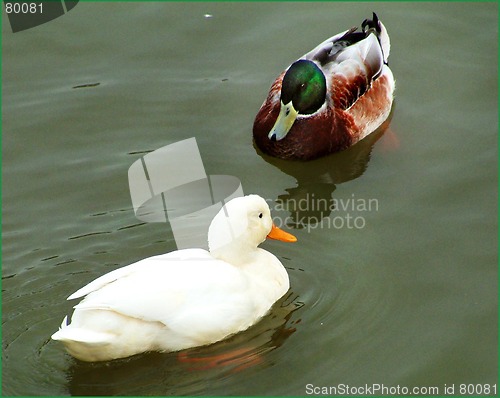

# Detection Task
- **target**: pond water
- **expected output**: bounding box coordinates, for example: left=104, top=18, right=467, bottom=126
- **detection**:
left=2, top=2, right=498, bottom=396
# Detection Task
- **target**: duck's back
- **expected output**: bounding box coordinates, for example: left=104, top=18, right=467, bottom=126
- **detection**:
left=253, top=13, right=394, bottom=160
left=52, top=249, right=266, bottom=361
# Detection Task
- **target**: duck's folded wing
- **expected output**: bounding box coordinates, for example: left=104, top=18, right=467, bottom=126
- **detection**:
left=72, top=256, right=254, bottom=338
left=304, top=29, right=351, bottom=62
left=68, top=265, right=136, bottom=301
left=326, top=34, right=384, bottom=111
left=305, top=13, right=390, bottom=67
left=67, top=249, right=211, bottom=300
left=332, top=33, right=383, bottom=79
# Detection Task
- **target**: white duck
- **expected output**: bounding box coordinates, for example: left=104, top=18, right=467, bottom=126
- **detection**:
left=51, top=195, right=297, bottom=362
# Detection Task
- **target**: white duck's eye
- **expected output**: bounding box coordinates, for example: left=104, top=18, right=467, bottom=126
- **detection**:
left=258, top=213, right=263, bottom=219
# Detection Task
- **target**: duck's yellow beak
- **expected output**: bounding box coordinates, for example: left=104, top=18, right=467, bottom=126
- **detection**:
left=267, top=223, right=297, bottom=242
left=268, top=101, right=299, bottom=141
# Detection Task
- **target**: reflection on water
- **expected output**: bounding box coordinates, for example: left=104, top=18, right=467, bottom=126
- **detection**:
left=257, top=109, right=393, bottom=227
left=2, top=1, right=497, bottom=395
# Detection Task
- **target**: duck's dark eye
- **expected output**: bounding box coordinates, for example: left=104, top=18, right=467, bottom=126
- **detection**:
left=258, top=213, right=263, bottom=219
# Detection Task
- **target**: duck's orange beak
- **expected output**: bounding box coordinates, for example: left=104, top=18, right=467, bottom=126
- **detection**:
left=267, top=223, right=297, bottom=242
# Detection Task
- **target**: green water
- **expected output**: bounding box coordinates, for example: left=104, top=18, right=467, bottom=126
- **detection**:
left=2, top=2, right=498, bottom=395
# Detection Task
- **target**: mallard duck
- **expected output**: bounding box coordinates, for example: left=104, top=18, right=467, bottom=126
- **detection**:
left=253, top=13, right=395, bottom=160
left=51, top=195, right=297, bottom=362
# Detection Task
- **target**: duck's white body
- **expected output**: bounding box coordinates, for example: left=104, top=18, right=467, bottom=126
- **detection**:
left=52, top=195, right=296, bottom=362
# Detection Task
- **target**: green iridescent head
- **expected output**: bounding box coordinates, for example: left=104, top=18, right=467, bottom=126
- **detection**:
left=281, top=59, right=327, bottom=114
left=268, top=60, right=327, bottom=141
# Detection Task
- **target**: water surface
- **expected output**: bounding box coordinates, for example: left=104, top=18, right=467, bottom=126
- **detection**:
left=2, top=2, right=498, bottom=395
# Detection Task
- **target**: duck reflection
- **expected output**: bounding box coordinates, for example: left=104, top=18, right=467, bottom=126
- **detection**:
left=255, top=112, right=393, bottom=227
left=66, top=293, right=302, bottom=395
